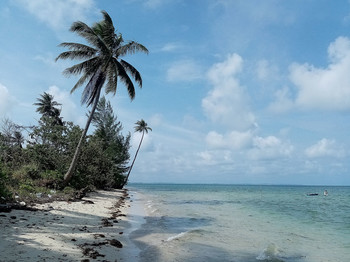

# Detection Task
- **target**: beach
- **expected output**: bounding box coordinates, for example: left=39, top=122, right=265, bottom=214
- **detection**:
left=1, top=185, right=350, bottom=262
left=0, top=189, right=142, bottom=262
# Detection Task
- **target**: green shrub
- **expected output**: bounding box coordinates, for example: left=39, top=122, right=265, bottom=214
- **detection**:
left=0, top=164, right=11, bottom=202
left=12, top=163, right=40, bottom=181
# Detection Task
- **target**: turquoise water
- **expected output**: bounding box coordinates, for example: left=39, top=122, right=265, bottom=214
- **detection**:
left=128, top=184, right=350, bottom=262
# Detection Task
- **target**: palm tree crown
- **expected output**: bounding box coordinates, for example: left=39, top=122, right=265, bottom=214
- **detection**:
left=55, top=10, right=148, bottom=106
left=34, top=92, right=63, bottom=125
left=134, top=119, right=152, bottom=134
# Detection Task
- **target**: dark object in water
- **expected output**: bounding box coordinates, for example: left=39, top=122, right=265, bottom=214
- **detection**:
left=307, top=193, right=319, bottom=196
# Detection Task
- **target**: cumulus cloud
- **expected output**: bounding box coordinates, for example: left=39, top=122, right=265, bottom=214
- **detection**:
left=15, top=0, right=95, bottom=30
left=268, top=86, right=294, bottom=113
left=202, top=53, right=256, bottom=130
left=248, top=135, right=293, bottom=160
left=166, top=59, right=202, bottom=82
left=206, top=130, right=252, bottom=150
left=290, top=36, right=350, bottom=111
left=0, top=83, right=16, bottom=116
left=305, top=138, right=345, bottom=158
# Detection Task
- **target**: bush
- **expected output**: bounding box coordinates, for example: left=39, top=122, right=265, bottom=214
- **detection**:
left=0, top=164, right=11, bottom=202
left=12, top=163, right=40, bottom=181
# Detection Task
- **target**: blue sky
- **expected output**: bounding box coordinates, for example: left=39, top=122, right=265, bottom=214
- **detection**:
left=1, top=0, right=350, bottom=185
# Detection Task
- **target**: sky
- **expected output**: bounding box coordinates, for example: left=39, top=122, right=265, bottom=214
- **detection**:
left=1, top=0, right=350, bottom=185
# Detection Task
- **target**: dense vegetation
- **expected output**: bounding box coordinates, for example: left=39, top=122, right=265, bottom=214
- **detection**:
left=0, top=94, right=131, bottom=203
left=0, top=11, right=150, bottom=204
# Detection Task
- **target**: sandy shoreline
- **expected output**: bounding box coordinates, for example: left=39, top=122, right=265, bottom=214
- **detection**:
left=0, top=188, right=141, bottom=262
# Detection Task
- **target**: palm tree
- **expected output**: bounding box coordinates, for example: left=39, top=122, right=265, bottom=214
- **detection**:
left=34, top=92, right=63, bottom=126
left=56, top=10, right=148, bottom=185
left=12, top=131, right=24, bottom=148
left=122, top=119, right=152, bottom=187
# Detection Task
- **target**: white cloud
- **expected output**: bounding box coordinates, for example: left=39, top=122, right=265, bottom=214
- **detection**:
left=305, top=138, right=345, bottom=158
left=0, top=83, right=16, bottom=116
left=34, top=53, right=57, bottom=67
left=202, top=53, right=256, bottom=130
left=206, top=130, right=252, bottom=150
left=248, top=135, right=293, bottom=160
left=268, top=86, right=294, bottom=113
left=256, top=59, right=279, bottom=81
left=131, top=132, right=154, bottom=152
left=15, top=0, right=95, bottom=30
left=166, top=59, right=202, bottom=82
left=290, top=36, right=350, bottom=111
left=159, top=42, right=183, bottom=52
left=47, top=85, right=85, bottom=125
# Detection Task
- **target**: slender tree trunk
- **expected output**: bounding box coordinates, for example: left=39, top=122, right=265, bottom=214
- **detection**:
left=63, top=87, right=102, bottom=186
left=122, top=131, right=144, bottom=187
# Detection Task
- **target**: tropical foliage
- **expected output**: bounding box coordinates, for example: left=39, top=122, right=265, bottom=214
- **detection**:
left=0, top=94, right=131, bottom=201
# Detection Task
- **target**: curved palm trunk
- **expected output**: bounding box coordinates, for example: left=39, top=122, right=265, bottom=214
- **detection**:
left=122, top=131, right=144, bottom=187
left=63, top=86, right=102, bottom=186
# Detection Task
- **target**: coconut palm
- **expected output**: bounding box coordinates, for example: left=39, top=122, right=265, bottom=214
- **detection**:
left=34, top=92, right=63, bottom=125
left=56, top=10, right=148, bottom=184
left=122, top=119, right=152, bottom=187
left=12, top=131, right=24, bottom=148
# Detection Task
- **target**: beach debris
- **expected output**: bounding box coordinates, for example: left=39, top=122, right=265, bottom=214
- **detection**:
left=78, top=226, right=88, bottom=231
left=93, top=233, right=105, bottom=239
left=83, top=200, right=94, bottom=204
left=109, top=239, right=123, bottom=248
left=81, top=247, right=105, bottom=259
left=101, top=218, right=113, bottom=227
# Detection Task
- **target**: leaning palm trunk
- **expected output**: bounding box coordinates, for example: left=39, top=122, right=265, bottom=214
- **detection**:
left=122, top=131, right=144, bottom=187
left=63, top=84, right=103, bottom=185
left=56, top=11, right=148, bottom=186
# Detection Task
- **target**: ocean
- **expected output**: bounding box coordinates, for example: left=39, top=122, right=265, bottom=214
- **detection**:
left=126, top=184, right=350, bottom=262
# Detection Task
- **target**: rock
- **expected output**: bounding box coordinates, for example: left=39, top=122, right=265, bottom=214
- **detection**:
left=109, top=239, right=123, bottom=248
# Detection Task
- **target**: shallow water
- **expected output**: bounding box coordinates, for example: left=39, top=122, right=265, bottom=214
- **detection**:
left=128, top=184, right=350, bottom=262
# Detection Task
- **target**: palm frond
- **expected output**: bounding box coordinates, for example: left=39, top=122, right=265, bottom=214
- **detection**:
left=117, top=41, right=149, bottom=57
left=70, top=21, right=110, bottom=55
left=55, top=50, right=97, bottom=61
left=81, top=68, right=106, bottom=106
left=63, top=57, right=100, bottom=76
left=58, top=42, right=97, bottom=52
left=120, top=59, right=142, bottom=87
left=105, top=62, right=118, bottom=95
left=94, top=11, right=116, bottom=49
left=114, top=60, right=135, bottom=99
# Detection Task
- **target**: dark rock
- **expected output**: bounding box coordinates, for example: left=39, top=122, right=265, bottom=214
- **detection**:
left=109, top=239, right=123, bottom=248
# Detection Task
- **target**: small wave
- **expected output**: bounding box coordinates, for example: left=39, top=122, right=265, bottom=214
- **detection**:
left=165, top=229, right=205, bottom=242
left=166, top=231, right=188, bottom=242
left=256, top=243, right=285, bottom=262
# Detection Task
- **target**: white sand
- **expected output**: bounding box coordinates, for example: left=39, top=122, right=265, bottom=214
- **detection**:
left=0, top=189, right=140, bottom=262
